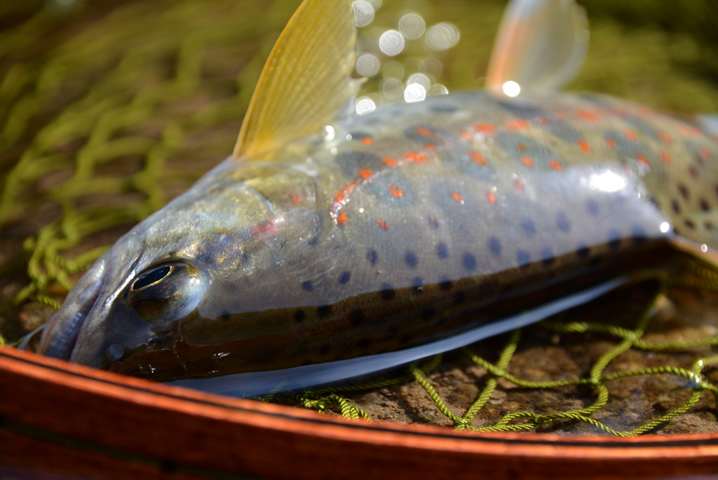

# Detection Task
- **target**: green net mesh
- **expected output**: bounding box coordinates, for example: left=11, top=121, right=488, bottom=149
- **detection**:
left=2, top=0, right=718, bottom=435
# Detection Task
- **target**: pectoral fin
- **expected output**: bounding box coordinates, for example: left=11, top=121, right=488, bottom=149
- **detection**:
left=232, top=0, right=361, bottom=161
left=486, top=0, right=589, bottom=96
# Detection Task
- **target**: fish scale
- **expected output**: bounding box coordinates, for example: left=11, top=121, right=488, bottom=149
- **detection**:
left=33, top=0, right=718, bottom=395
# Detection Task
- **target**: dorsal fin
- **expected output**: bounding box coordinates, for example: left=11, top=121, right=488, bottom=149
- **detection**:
left=232, top=0, right=361, bottom=161
left=486, top=0, right=589, bottom=96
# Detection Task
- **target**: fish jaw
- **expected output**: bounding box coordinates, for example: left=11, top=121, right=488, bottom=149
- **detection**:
left=38, top=254, right=107, bottom=361
left=37, top=230, right=147, bottom=366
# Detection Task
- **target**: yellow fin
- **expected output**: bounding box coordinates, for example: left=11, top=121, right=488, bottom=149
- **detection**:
left=486, top=0, right=589, bottom=96
left=232, top=0, right=360, bottom=160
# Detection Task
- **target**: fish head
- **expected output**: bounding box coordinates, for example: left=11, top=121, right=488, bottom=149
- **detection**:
left=35, top=168, right=279, bottom=371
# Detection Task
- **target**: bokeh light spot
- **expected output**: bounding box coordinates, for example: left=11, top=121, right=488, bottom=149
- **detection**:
left=379, top=30, right=405, bottom=56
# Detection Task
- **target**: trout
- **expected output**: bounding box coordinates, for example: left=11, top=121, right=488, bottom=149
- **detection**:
left=35, top=0, right=718, bottom=396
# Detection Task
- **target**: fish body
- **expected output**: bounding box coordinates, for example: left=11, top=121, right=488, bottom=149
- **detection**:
left=35, top=0, right=718, bottom=392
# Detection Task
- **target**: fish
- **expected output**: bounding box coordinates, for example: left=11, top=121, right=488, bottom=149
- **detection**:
left=32, top=0, right=718, bottom=396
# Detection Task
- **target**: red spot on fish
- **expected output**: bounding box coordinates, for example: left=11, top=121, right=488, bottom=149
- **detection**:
left=336, top=211, right=348, bottom=226
left=252, top=218, right=277, bottom=235
left=361, top=137, right=372, bottom=145
left=470, top=150, right=487, bottom=165
left=405, top=152, right=429, bottom=163
left=377, top=220, right=390, bottom=230
left=659, top=131, right=674, bottom=144
left=518, top=143, right=527, bottom=151
left=451, top=191, right=464, bottom=203
left=549, top=159, right=564, bottom=171
left=514, top=180, right=523, bottom=191
left=389, top=184, right=404, bottom=198
left=578, top=140, right=591, bottom=152
left=624, top=130, right=638, bottom=141
left=425, top=144, right=437, bottom=152
left=688, top=165, right=699, bottom=178
left=699, top=146, right=712, bottom=161
left=473, top=123, right=496, bottom=133
left=521, top=156, right=534, bottom=167
left=487, top=191, right=496, bottom=204
left=679, top=124, right=702, bottom=137
left=536, top=117, right=551, bottom=125
left=606, top=138, right=616, bottom=149
left=637, top=154, right=650, bottom=167
left=660, top=151, right=672, bottom=164
left=415, top=126, right=436, bottom=137
left=289, top=193, right=303, bottom=204
left=460, top=131, right=473, bottom=141
left=428, top=216, right=439, bottom=228
left=555, top=112, right=567, bottom=120
left=506, top=119, right=529, bottom=130
left=576, top=110, right=600, bottom=122
left=358, top=169, right=373, bottom=180
left=383, top=157, right=397, bottom=166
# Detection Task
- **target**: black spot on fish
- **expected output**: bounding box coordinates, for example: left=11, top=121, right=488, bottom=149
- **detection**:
left=684, top=219, right=696, bottom=230
left=428, top=216, right=440, bottom=229
left=488, top=237, right=502, bottom=256
left=380, top=283, right=396, bottom=300
left=387, top=325, right=400, bottom=336
left=556, top=212, right=571, bottom=233
left=631, top=225, right=648, bottom=244
left=521, top=218, right=536, bottom=235
left=678, top=184, right=690, bottom=201
left=586, top=200, right=600, bottom=217
left=540, top=248, right=555, bottom=266
left=336, top=151, right=383, bottom=177
left=317, top=305, right=332, bottom=317
left=338, top=271, right=351, bottom=285
left=294, top=310, right=306, bottom=322
left=437, top=242, right=449, bottom=259
left=405, top=251, right=418, bottom=269
left=576, top=243, right=591, bottom=259
left=349, top=309, right=365, bottom=327
left=516, top=249, right=530, bottom=266
left=463, top=253, right=477, bottom=271
left=439, top=277, right=453, bottom=291
left=671, top=199, right=681, bottom=214
left=608, top=229, right=622, bottom=250
left=453, top=291, right=468, bottom=304
left=319, top=344, right=331, bottom=356
left=399, top=335, right=412, bottom=345
left=358, top=338, right=371, bottom=349
left=367, top=249, right=378, bottom=265
left=496, top=99, right=545, bottom=118
left=350, top=131, right=372, bottom=142
left=430, top=103, right=459, bottom=113
left=301, top=281, right=313, bottom=292
left=421, top=307, right=436, bottom=320
left=701, top=199, right=710, bottom=212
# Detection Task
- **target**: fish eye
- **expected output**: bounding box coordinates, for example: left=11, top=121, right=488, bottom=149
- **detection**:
left=127, top=261, right=206, bottom=324
left=131, top=264, right=173, bottom=291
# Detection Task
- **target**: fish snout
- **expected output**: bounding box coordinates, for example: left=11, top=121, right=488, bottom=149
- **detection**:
left=37, top=255, right=107, bottom=361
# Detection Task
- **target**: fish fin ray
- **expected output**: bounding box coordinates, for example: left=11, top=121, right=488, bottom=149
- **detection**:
left=233, top=0, right=359, bottom=161
left=486, top=0, right=589, bottom=95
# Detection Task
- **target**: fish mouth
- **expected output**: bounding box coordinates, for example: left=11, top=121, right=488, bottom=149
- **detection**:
left=38, top=256, right=106, bottom=361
